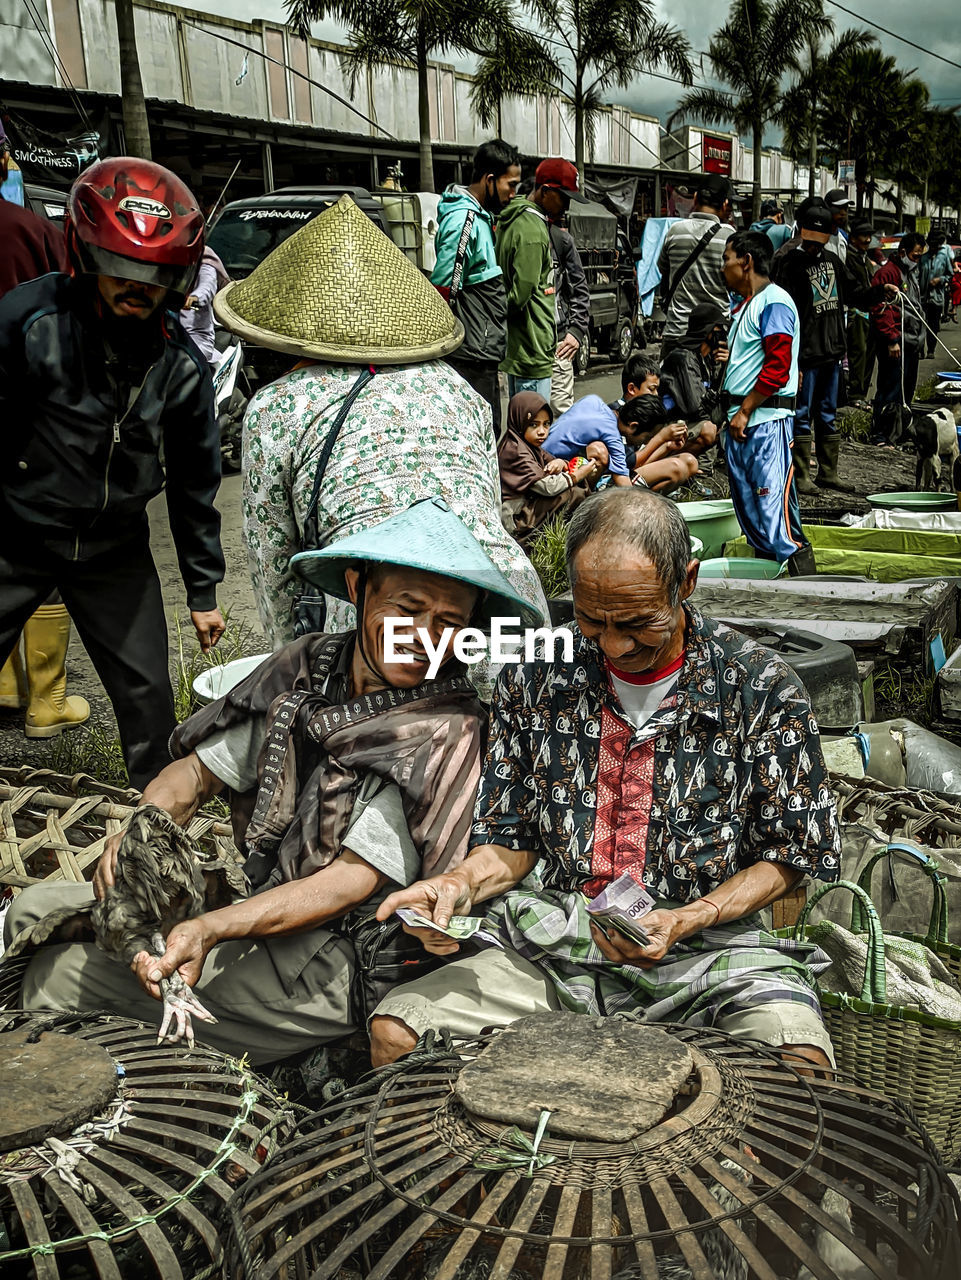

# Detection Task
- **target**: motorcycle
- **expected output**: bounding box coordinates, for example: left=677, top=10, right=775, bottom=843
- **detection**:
left=212, top=332, right=248, bottom=474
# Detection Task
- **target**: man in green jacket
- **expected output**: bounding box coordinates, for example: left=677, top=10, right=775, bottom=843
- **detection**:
left=496, top=158, right=580, bottom=401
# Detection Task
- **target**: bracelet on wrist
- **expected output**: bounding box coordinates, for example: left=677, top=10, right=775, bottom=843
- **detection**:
left=701, top=897, right=721, bottom=928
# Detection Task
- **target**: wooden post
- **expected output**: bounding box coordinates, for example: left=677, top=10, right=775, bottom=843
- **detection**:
left=772, top=884, right=808, bottom=930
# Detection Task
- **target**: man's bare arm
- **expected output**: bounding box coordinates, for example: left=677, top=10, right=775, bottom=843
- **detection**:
left=93, top=754, right=225, bottom=899
left=373, top=843, right=538, bottom=954
left=592, top=860, right=803, bottom=969
left=132, top=849, right=388, bottom=997
left=201, top=850, right=386, bottom=946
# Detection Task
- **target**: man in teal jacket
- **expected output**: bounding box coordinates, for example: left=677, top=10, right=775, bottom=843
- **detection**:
left=496, top=158, right=580, bottom=402
left=432, top=140, right=520, bottom=439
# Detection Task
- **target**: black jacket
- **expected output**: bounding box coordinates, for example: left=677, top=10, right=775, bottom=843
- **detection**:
left=0, top=273, right=223, bottom=609
left=660, top=346, right=722, bottom=424
left=549, top=224, right=590, bottom=344
left=772, top=245, right=884, bottom=369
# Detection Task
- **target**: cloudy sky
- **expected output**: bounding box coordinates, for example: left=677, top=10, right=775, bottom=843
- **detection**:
left=196, top=0, right=961, bottom=138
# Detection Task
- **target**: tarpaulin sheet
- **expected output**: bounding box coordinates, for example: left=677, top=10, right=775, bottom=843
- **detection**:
left=636, top=217, right=678, bottom=317
left=727, top=528, right=961, bottom=583
left=843, top=510, right=961, bottom=532
left=567, top=199, right=617, bottom=253
left=808, top=523, right=961, bottom=559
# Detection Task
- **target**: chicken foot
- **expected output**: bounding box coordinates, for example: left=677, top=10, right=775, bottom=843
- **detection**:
left=134, top=933, right=219, bottom=1048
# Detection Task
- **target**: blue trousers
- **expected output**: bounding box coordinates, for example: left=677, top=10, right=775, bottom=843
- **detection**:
left=794, top=362, right=839, bottom=438
left=725, top=416, right=808, bottom=563
left=507, top=374, right=552, bottom=401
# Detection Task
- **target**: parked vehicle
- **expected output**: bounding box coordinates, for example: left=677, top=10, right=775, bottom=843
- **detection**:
left=567, top=198, right=642, bottom=374
left=212, top=333, right=248, bottom=473
left=372, top=190, right=441, bottom=273
left=24, top=183, right=67, bottom=225
left=207, top=186, right=389, bottom=280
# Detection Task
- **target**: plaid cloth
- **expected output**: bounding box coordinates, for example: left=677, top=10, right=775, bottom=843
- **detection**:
left=481, top=879, right=828, bottom=1024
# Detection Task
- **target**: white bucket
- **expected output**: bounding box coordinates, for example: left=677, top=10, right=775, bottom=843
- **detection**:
left=192, top=654, right=270, bottom=705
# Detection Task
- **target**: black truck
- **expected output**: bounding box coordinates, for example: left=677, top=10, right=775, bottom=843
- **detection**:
left=566, top=198, right=642, bottom=374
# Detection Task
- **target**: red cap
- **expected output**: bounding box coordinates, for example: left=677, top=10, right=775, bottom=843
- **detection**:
left=534, top=157, right=580, bottom=195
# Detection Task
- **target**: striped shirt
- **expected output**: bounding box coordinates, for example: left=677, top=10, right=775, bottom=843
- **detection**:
left=657, top=212, right=735, bottom=339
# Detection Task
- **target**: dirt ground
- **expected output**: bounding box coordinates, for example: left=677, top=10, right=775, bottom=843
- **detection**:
left=1, top=320, right=958, bottom=782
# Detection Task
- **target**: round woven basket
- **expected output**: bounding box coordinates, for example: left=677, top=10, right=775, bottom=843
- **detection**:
left=0, top=1010, right=294, bottom=1279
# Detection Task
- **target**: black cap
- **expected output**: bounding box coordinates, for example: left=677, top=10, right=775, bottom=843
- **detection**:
left=850, top=219, right=874, bottom=238
left=760, top=198, right=782, bottom=217
left=795, top=195, right=827, bottom=220
left=697, top=172, right=736, bottom=205
left=799, top=204, right=834, bottom=235
left=686, top=302, right=730, bottom=341
left=824, top=187, right=854, bottom=209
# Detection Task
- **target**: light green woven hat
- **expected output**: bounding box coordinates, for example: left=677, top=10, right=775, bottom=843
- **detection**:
left=213, top=195, right=464, bottom=364
left=291, top=498, right=544, bottom=629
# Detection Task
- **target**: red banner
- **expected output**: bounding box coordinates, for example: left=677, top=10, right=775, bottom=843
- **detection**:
left=702, top=134, right=732, bottom=176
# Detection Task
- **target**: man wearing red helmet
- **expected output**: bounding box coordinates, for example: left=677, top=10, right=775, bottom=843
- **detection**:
left=0, top=157, right=225, bottom=790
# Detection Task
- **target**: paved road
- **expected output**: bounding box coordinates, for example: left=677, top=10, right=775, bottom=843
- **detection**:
left=0, top=334, right=957, bottom=778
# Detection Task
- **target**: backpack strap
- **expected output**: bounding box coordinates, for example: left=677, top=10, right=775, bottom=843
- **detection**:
left=448, top=209, right=476, bottom=301
left=302, top=367, right=376, bottom=531
left=662, top=221, right=723, bottom=311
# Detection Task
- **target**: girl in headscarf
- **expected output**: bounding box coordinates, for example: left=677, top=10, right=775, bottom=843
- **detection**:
left=497, top=392, right=597, bottom=544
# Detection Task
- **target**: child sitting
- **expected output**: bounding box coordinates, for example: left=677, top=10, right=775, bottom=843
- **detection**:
left=617, top=393, right=700, bottom=493
left=498, top=393, right=597, bottom=544
left=546, top=392, right=702, bottom=494
left=543, top=394, right=639, bottom=487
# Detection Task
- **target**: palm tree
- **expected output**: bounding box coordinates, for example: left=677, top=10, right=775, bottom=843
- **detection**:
left=924, top=111, right=961, bottom=216
left=475, top=0, right=693, bottom=189
left=668, top=0, right=830, bottom=220
left=818, top=48, right=927, bottom=214
left=777, top=27, right=875, bottom=196
left=287, top=0, right=550, bottom=192
left=115, top=0, right=151, bottom=159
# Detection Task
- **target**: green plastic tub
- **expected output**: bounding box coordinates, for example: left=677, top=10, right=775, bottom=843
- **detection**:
left=729, top=524, right=961, bottom=582
left=679, top=500, right=740, bottom=559
left=698, top=557, right=786, bottom=579
left=867, top=491, right=958, bottom=513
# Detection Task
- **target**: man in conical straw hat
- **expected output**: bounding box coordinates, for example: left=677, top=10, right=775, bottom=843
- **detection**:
left=3, top=500, right=542, bottom=1063
left=213, top=195, right=546, bottom=676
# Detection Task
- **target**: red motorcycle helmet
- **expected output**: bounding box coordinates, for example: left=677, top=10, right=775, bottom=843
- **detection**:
left=65, top=157, right=204, bottom=296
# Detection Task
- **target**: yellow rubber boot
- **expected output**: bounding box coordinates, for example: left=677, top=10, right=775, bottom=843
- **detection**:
left=22, top=605, right=91, bottom=738
left=0, top=646, right=26, bottom=709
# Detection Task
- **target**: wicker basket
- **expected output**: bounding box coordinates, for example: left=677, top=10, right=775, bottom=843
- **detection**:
left=0, top=766, right=239, bottom=894
left=789, top=878, right=961, bottom=1165
left=851, top=839, right=961, bottom=987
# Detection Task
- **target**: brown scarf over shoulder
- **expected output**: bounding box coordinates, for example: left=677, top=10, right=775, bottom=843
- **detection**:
left=171, top=632, right=485, bottom=891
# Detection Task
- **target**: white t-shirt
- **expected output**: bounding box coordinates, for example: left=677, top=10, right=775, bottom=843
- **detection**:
left=606, top=656, right=683, bottom=729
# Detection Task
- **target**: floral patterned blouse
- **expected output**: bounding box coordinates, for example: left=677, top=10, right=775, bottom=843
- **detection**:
left=241, top=362, right=546, bottom=654
left=470, top=606, right=841, bottom=903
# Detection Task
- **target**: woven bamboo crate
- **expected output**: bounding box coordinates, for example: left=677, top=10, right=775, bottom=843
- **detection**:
left=0, top=766, right=239, bottom=894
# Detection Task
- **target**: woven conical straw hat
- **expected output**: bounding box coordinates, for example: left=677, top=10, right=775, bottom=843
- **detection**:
left=213, top=195, right=464, bottom=364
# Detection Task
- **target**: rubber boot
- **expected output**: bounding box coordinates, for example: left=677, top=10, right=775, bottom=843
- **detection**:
left=792, top=434, right=821, bottom=495
left=786, top=544, right=817, bottom=577
left=22, top=605, right=91, bottom=738
left=815, top=432, right=854, bottom=492
left=0, top=646, right=26, bottom=709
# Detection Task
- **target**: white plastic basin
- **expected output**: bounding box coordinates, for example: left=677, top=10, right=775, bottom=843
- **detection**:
left=192, top=654, right=270, bottom=705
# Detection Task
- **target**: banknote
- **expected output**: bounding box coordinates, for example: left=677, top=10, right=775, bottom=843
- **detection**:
left=586, top=871, right=656, bottom=948
left=395, top=907, right=503, bottom=948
